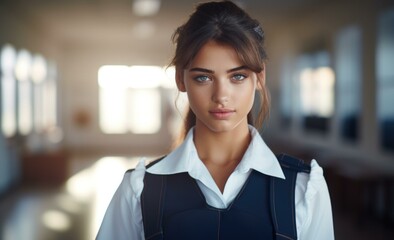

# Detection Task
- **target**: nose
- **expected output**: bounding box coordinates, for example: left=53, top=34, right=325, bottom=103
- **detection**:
left=211, top=79, right=229, bottom=105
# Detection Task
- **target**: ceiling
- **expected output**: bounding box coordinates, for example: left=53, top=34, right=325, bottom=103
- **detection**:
left=1, top=0, right=331, bottom=45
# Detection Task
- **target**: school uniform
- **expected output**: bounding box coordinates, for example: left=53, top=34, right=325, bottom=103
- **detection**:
left=96, top=125, right=334, bottom=240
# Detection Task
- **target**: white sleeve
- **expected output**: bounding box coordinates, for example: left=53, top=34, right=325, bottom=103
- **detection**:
left=295, top=159, right=335, bottom=240
left=96, top=160, right=146, bottom=240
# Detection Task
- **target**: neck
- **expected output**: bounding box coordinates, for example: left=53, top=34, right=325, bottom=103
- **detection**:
left=193, top=122, right=251, bottom=165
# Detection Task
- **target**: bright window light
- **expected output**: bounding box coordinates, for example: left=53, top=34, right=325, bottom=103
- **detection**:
left=128, top=89, right=161, bottom=134
left=1, top=75, right=16, bottom=137
left=33, top=81, right=43, bottom=133
left=14, top=49, right=32, bottom=82
left=15, top=49, right=33, bottom=135
left=31, top=54, right=47, bottom=84
left=98, top=65, right=130, bottom=89
left=98, top=65, right=168, bottom=134
left=41, top=210, right=71, bottom=232
left=98, top=65, right=129, bottom=134
left=31, top=54, right=49, bottom=133
left=162, top=66, right=177, bottom=89
left=128, top=65, right=162, bottom=88
left=45, top=61, right=58, bottom=129
left=300, top=67, right=335, bottom=117
left=1, top=44, right=17, bottom=137
left=300, top=68, right=315, bottom=115
left=1, top=44, right=17, bottom=72
left=18, top=80, right=33, bottom=135
left=99, top=85, right=128, bottom=134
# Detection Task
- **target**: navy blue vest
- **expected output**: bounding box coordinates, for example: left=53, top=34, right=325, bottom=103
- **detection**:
left=140, top=154, right=311, bottom=240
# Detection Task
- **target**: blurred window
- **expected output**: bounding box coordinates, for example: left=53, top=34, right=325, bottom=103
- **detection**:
left=14, top=49, right=33, bottom=135
left=298, top=51, right=335, bottom=133
left=279, top=56, right=295, bottom=127
left=98, top=65, right=164, bottom=134
left=31, top=54, right=47, bottom=133
left=0, top=43, right=17, bottom=195
left=335, top=25, right=362, bottom=141
left=1, top=44, right=17, bottom=137
left=43, top=61, right=58, bottom=130
left=377, top=8, right=394, bottom=151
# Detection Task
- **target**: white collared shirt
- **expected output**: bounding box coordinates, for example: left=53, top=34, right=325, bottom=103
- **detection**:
left=96, top=126, right=334, bottom=240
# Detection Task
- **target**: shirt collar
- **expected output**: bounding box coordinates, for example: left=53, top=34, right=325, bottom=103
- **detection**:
left=147, top=125, right=285, bottom=180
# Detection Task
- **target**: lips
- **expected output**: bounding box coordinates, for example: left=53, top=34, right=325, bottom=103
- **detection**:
left=209, top=108, right=235, bottom=119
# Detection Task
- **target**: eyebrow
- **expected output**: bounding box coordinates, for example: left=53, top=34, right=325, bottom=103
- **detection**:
left=188, top=65, right=248, bottom=74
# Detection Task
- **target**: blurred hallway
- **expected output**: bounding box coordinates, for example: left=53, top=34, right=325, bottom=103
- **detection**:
left=1, top=0, right=394, bottom=239
left=0, top=154, right=150, bottom=240
left=0, top=154, right=393, bottom=240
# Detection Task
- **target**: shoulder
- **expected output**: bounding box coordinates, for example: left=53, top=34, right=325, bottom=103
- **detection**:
left=295, top=159, right=325, bottom=200
left=122, top=158, right=150, bottom=198
left=97, top=159, right=150, bottom=240
left=144, top=155, right=166, bottom=169
left=276, top=153, right=311, bottom=174
left=275, top=154, right=329, bottom=220
left=125, top=155, right=167, bottom=195
left=294, top=159, right=333, bottom=237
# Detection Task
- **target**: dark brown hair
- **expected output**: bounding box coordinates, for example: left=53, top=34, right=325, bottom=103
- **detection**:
left=170, top=1, right=270, bottom=141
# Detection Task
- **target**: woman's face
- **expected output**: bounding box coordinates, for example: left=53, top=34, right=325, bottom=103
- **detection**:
left=177, top=40, right=263, bottom=134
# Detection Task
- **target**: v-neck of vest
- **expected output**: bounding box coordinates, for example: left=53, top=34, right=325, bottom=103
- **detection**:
left=190, top=170, right=257, bottom=212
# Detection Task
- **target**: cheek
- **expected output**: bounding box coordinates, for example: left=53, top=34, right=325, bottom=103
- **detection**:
left=238, top=83, right=256, bottom=104
left=186, top=87, right=208, bottom=107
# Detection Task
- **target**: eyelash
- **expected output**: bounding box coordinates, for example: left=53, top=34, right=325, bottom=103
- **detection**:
left=231, top=73, right=248, bottom=82
left=192, top=73, right=248, bottom=83
left=193, top=75, right=211, bottom=83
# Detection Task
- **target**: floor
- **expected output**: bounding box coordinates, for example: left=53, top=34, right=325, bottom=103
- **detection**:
left=0, top=154, right=393, bottom=240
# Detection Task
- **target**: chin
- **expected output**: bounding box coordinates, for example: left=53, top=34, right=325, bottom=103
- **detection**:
left=206, top=123, right=242, bottom=133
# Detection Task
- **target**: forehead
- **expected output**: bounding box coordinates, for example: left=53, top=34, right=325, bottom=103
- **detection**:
left=188, top=40, right=243, bottom=69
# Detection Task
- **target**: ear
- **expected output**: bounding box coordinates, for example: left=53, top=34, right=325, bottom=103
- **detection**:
left=256, top=63, right=266, bottom=90
left=175, top=68, right=186, bottom=92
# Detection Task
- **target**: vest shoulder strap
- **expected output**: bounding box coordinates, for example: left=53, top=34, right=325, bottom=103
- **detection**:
left=125, top=155, right=166, bottom=174
left=271, top=153, right=311, bottom=240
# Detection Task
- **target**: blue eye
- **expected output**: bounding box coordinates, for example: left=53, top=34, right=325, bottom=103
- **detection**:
left=232, top=74, right=247, bottom=82
left=194, top=75, right=211, bottom=83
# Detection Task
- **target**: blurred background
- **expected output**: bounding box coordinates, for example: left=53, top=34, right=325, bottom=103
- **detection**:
left=0, top=0, right=394, bottom=239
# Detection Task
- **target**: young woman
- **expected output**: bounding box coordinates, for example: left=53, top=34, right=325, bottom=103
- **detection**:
left=96, top=1, right=334, bottom=239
